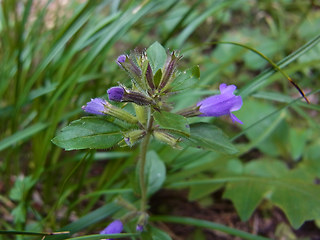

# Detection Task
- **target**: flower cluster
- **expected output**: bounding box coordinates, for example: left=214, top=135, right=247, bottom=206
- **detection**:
left=82, top=46, right=243, bottom=146
left=82, top=43, right=244, bottom=236
left=83, top=53, right=242, bottom=123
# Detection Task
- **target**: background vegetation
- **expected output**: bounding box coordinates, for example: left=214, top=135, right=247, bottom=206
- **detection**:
left=1, top=0, right=320, bottom=239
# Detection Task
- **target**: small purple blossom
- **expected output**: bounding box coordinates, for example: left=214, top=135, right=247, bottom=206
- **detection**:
left=116, top=55, right=126, bottom=67
left=107, top=87, right=124, bottom=102
left=124, top=137, right=131, bottom=146
left=136, top=224, right=143, bottom=232
left=100, top=220, right=123, bottom=239
left=197, top=83, right=243, bottom=124
left=82, top=98, right=106, bottom=115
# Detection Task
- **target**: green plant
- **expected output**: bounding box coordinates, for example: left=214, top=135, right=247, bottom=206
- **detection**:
left=1, top=0, right=320, bottom=239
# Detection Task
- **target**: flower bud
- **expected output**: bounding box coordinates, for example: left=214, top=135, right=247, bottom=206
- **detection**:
left=136, top=212, right=149, bottom=233
left=159, top=52, right=181, bottom=90
left=133, top=104, right=147, bottom=125
left=136, top=224, right=144, bottom=232
left=123, top=90, right=155, bottom=106
left=153, top=130, right=181, bottom=149
left=103, top=101, right=138, bottom=124
left=146, top=62, right=155, bottom=90
left=116, top=55, right=126, bottom=66
left=107, top=87, right=124, bottom=102
left=116, top=54, right=144, bottom=89
left=107, top=86, right=155, bottom=106
left=123, top=129, right=146, bottom=147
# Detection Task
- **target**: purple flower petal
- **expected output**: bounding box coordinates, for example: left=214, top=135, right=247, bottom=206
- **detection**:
left=100, top=220, right=123, bottom=239
left=82, top=98, right=106, bottom=115
left=219, top=83, right=236, bottom=95
left=197, top=83, right=243, bottom=124
left=230, top=113, right=243, bottom=124
left=107, top=87, right=124, bottom=102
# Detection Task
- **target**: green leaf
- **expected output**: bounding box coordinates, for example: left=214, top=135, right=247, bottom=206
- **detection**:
left=47, top=203, right=120, bottom=240
left=0, top=230, right=62, bottom=237
left=182, top=122, right=238, bottom=154
left=170, top=158, right=320, bottom=229
left=153, top=68, right=162, bottom=88
left=0, top=122, right=48, bottom=151
left=9, top=176, right=36, bottom=201
left=141, top=225, right=172, bottom=240
left=65, top=233, right=140, bottom=240
left=147, top=41, right=167, bottom=72
left=188, top=181, right=223, bottom=201
left=171, top=65, right=200, bottom=91
left=52, top=117, right=123, bottom=150
left=151, top=216, right=271, bottom=240
left=150, top=226, right=172, bottom=240
left=288, top=128, right=310, bottom=161
left=223, top=160, right=320, bottom=229
left=11, top=203, right=27, bottom=224
left=300, top=142, right=320, bottom=178
left=153, top=111, right=190, bottom=136
left=145, top=151, right=166, bottom=196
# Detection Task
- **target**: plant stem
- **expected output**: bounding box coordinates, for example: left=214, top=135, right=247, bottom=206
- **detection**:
left=139, top=114, right=153, bottom=212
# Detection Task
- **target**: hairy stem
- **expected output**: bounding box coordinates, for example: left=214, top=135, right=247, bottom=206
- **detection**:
left=139, top=113, right=153, bottom=212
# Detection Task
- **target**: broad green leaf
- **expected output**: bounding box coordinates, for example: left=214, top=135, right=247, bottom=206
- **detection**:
left=188, top=181, right=223, bottom=201
left=223, top=160, right=320, bottom=229
left=170, top=65, right=200, bottom=91
left=188, top=159, right=242, bottom=201
left=147, top=41, right=167, bottom=72
left=182, top=122, right=238, bottom=154
left=145, top=151, right=166, bottom=195
left=153, top=111, right=190, bottom=136
left=300, top=142, right=320, bottom=177
left=288, top=128, right=310, bottom=161
left=52, top=117, right=123, bottom=150
left=136, top=151, right=166, bottom=196
left=223, top=180, right=268, bottom=222
left=170, top=159, right=320, bottom=229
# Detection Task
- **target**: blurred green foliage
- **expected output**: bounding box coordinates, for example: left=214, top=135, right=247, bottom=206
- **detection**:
left=0, top=0, right=319, bottom=239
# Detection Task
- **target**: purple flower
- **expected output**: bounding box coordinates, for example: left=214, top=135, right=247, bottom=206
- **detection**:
left=100, top=220, right=123, bottom=239
left=107, top=87, right=124, bottom=102
left=197, top=83, right=243, bottom=124
left=136, top=224, right=143, bottom=232
left=82, top=98, right=106, bottom=115
left=116, top=55, right=126, bottom=66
